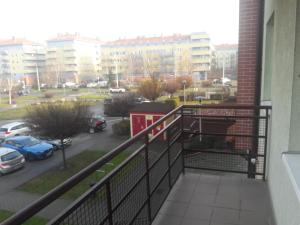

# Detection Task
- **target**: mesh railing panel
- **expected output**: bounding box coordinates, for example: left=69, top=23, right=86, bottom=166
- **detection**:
left=54, top=185, right=108, bottom=225
left=110, top=150, right=146, bottom=209
left=112, top=177, right=148, bottom=225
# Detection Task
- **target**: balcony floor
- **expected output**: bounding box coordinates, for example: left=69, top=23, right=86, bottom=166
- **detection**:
left=152, top=170, right=273, bottom=225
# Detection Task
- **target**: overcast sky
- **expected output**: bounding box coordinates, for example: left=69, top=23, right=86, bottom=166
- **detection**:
left=0, top=0, right=239, bottom=44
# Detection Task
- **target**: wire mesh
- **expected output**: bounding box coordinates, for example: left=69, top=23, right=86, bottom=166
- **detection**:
left=54, top=185, right=108, bottom=225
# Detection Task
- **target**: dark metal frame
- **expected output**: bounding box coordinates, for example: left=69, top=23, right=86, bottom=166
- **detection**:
left=1, top=104, right=271, bottom=225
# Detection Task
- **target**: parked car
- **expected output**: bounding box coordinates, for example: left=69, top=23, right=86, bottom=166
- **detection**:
left=109, top=88, right=126, bottom=93
left=37, top=136, right=72, bottom=151
left=1, top=136, right=54, bottom=160
left=0, top=147, right=25, bottom=175
left=88, top=115, right=107, bottom=133
left=0, top=122, right=31, bottom=139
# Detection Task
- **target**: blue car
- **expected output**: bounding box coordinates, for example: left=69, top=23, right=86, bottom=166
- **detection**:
left=1, top=136, right=54, bottom=161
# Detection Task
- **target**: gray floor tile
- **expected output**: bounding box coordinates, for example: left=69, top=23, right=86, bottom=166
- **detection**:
left=194, top=183, right=218, bottom=195
left=240, top=197, right=270, bottom=213
left=180, top=218, right=210, bottom=225
left=199, top=174, right=221, bottom=185
left=190, top=193, right=215, bottom=205
left=214, top=194, right=240, bottom=209
left=239, top=210, right=269, bottom=225
left=211, top=208, right=239, bottom=224
left=159, top=201, right=188, bottom=217
left=167, top=189, right=194, bottom=203
left=152, top=214, right=182, bottom=225
left=184, top=204, right=213, bottom=220
left=217, top=185, right=240, bottom=196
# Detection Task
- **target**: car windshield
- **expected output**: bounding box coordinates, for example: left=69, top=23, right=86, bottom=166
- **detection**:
left=16, top=137, right=41, bottom=147
left=0, top=128, right=8, bottom=132
left=1, top=151, right=21, bottom=162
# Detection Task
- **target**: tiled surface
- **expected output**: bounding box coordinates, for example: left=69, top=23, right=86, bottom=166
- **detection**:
left=152, top=170, right=273, bottom=225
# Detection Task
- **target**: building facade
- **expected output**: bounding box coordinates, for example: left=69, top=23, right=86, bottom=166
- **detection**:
left=0, top=38, right=45, bottom=85
left=211, top=44, right=238, bottom=80
left=101, top=32, right=212, bottom=82
left=46, top=33, right=102, bottom=84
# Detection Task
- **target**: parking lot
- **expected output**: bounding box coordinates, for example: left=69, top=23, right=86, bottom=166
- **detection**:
left=0, top=103, right=126, bottom=194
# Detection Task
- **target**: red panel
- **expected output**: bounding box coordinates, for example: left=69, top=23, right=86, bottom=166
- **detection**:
left=132, top=114, right=146, bottom=136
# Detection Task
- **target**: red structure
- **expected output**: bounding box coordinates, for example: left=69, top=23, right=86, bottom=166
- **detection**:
left=130, top=103, right=174, bottom=138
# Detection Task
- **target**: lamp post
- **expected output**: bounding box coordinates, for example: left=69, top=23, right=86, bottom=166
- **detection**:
left=32, top=52, right=40, bottom=91
left=182, top=79, right=187, bottom=104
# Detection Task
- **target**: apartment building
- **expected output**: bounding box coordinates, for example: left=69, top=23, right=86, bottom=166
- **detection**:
left=46, top=33, right=102, bottom=84
left=0, top=38, right=45, bottom=85
left=101, top=32, right=212, bottom=81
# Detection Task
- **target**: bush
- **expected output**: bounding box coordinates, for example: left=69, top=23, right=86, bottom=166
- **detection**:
left=44, top=92, right=54, bottom=98
left=165, top=99, right=177, bottom=109
left=112, top=120, right=130, bottom=136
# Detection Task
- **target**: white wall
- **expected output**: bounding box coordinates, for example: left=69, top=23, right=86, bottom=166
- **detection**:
left=262, top=0, right=300, bottom=224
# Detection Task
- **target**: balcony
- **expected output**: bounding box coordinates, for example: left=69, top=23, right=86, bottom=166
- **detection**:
left=2, top=105, right=272, bottom=225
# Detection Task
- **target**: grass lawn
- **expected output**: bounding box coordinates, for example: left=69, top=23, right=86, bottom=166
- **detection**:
left=18, top=150, right=129, bottom=200
left=0, top=209, right=47, bottom=225
left=0, top=107, right=28, bottom=120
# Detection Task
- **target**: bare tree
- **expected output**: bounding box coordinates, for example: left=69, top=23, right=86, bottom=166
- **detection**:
left=176, top=75, right=193, bottom=90
left=138, top=77, right=162, bottom=101
left=164, top=79, right=180, bottom=97
left=26, top=101, right=92, bottom=169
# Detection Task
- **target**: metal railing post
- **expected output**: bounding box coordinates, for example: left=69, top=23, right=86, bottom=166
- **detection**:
left=263, top=108, right=269, bottom=180
left=180, top=107, right=185, bottom=174
left=166, top=128, right=172, bottom=188
left=144, top=133, right=152, bottom=223
left=106, top=181, right=113, bottom=225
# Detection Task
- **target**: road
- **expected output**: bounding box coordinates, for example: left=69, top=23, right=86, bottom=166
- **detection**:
left=0, top=102, right=127, bottom=194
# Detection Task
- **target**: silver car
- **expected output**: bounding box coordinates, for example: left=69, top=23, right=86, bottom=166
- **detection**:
left=0, top=147, right=25, bottom=175
left=0, top=122, right=31, bottom=139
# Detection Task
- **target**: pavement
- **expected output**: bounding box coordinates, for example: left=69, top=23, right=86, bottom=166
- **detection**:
left=0, top=102, right=131, bottom=219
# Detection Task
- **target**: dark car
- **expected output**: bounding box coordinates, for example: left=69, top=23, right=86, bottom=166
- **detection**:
left=89, top=115, right=107, bottom=133
left=37, top=136, right=72, bottom=151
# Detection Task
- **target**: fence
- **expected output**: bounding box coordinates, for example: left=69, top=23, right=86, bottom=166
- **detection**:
left=1, top=104, right=271, bottom=225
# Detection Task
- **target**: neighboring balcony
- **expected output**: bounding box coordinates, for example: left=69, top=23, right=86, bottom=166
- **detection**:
left=2, top=105, right=273, bottom=225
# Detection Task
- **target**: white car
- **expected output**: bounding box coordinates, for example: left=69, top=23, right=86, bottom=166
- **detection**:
left=109, top=88, right=126, bottom=93
left=0, top=122, right=31, bottom=139
left=0, top=147, right=25, bottom=175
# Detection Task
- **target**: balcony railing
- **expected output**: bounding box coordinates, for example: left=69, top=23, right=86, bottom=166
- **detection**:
left=1, top=104, right=271, bottom=225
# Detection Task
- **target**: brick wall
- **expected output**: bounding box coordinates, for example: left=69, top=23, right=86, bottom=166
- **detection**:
left=237, top=0, right=261, bottom=105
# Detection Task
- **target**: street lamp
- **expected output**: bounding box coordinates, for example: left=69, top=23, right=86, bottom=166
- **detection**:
left=32, top=52, right=40, bottom=91
left=182, top=79, right=187, bottom=104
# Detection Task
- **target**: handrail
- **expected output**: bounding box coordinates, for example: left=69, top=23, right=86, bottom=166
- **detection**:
left=1, top=105, right=183, bottom=225
left=183, top=104, right=272, bottom=109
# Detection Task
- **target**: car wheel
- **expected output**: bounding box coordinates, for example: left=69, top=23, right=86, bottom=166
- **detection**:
left=89, top=128, right=95, bottom=134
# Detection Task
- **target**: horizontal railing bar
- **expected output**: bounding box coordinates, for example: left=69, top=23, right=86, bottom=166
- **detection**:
left=184, top=114, right=268, bottom=119
left=184, top=149, right=249, bottom=156
left=2, top=106, right=183, bottom=225
left=184, top=166, right=248, bottom=174
left=148, top=115, right=181, bottom=144
left=183, top=130, right=267, bottom=139
left=128, top=199, right=149, bottom=225
left=183, top=104, right=272, bottom=110
left=148, top=134, right=181, bottom=171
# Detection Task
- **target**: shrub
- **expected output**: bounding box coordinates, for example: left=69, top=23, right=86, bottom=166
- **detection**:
left=112, top=120, right=130, bottom=136
left=164, top=99, right=177, bottom=109
left=44, top=92, right=54, bottom=98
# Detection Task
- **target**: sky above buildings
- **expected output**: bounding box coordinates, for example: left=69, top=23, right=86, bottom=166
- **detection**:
left=0, top=0, right=239, bottom=44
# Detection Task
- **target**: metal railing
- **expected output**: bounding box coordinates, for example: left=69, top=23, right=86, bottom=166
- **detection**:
left=1, top=104, right=271, bottom=225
